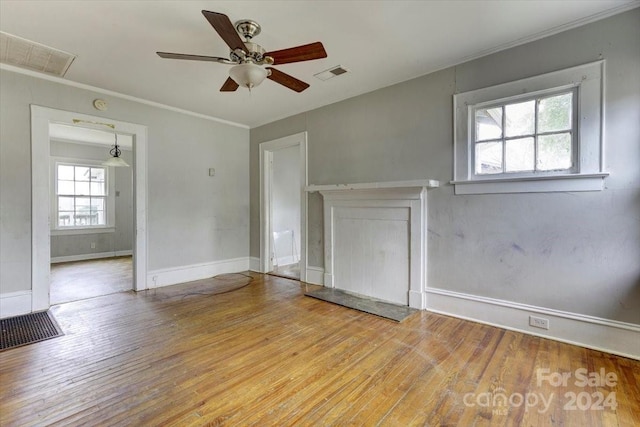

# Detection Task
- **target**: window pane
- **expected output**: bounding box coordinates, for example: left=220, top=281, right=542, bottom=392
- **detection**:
left=505, top=137, right=534, bottom=172
left=58, top=212, right=73, bottom=227
left=475, top=107, right=502, bottom=141
left=538, top=133, right=572, bottom=171
left=58, top=180, right=74, bottom=195
left=75, top=181, right=90, bottom=195
left=58, top=196, right=74, bottom=211
left=87, top=210, right=103, bottom=225
left=90, top=167, right=105, bottom=182
left=90, top=182, right=105, bottom=196
left=75, top=166, right=91, bottom=181
left=92, top=211, right=106, bottom=225
left=76, top=197, right=91, bottom=210
left=91, top=197, right=105, bottom=212
left=505, top=100, right=535, bottom=137
left=58, top=165, right=74, bottom=180
left=538, top=93, right=572, bottom=133
left=475, top=141, right=503, bottom=174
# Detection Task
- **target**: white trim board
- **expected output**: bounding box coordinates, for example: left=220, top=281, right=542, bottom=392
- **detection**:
left=0, top=291, right=33, bottom=319
left=305, top=266, right=324, bottom=286
left=147, top=257, right=250, bottom=288
left=426, top=288, right=640, bottom=360
left=51, top=250, right=132, bottom=264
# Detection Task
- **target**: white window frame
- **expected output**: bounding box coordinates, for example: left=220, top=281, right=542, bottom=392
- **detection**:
left=50, top=157, right=116, bottom=235
left=452, top=60, right=608, bottom=195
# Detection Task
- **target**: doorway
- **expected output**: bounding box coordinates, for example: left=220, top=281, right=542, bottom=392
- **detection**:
left=48, top=125, right=135, bottom=304
left=259, top=132, right=307, bottom=281
left=31, top=106, right=148, bottom=312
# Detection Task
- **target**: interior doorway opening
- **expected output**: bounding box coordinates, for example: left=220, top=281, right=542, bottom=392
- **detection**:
left=260, top=132, right=307, bottom=282
left=48, top=125, right=135, bottom=304
left=269, top=145, right=301, bottom=279
left=31, top=106, right=148, bottom=313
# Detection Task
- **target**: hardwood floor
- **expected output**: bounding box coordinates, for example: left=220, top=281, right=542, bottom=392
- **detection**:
left=1, top=273, right=638, bottom=426
left=50, top=256, right=132, bottom=304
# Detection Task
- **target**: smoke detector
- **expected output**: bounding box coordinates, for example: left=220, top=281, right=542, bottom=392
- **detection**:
left=0, top=31, right=76, bottom=77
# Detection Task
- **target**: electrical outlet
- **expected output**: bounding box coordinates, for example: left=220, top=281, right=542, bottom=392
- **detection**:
left=90, top=242, right=96, bottom=249
left=529, top=315, right=549, bottom=330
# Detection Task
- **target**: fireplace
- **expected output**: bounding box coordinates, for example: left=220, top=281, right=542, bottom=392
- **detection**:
left=308, top=180, right=439, bottom=309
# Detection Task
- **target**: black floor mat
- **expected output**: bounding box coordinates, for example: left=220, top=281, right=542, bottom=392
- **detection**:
left=1, top=311, right=63, bottom=351
left=305, top=288, right=418, bottom=322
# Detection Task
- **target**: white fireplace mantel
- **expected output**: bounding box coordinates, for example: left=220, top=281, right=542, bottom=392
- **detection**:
left=305, top=179, right=439, bottom=193
left=308, top=180, right=439, bottom=310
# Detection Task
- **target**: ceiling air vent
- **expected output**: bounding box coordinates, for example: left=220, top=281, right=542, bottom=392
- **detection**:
left=314, top=65, right=349, bottom=81
left=0, top=31, right=76, bottom=77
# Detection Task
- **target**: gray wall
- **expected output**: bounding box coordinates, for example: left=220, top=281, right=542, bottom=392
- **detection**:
left=0, top=70, right=249, bottom=295
left=272, top=145, right=301, bottom=264
left=49, top=140, right=133, bottom=258
left=250, top=9, right=640, bottom=324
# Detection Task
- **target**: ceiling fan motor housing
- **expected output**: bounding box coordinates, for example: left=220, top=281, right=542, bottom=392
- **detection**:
left=230, top=41, right=273, bottom=65
left=235, top=20, right=261, bottom=40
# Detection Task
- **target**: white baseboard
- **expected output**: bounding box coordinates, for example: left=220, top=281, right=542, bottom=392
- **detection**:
left=249, top=257, right=261, bottom=273
left=1, top=291, right=32, bottom=319
left=147, top=257, right=250, bottom=288
left=305, top=266, right=324, bottom=285
left=426, top=288, right=640, bottom=360
left=51, top=250, right=132, bottom=264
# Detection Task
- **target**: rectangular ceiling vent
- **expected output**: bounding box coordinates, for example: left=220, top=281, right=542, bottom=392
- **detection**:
left=0, top=31, right=76, bottom=77
left=314, top=65, right=350, bottom=81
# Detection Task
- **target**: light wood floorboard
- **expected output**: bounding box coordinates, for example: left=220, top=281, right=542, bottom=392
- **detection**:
left=1, top=273, right=638, bottom=426
left=50, top=256, right=132, bottom=305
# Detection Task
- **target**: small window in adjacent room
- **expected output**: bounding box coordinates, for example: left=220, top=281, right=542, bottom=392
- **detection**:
left=52, top=160, right=115, bottom=233
left=452, top=61, right=608, bottom=194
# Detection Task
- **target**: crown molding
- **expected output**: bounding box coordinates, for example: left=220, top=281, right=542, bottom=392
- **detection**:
left=0, top=63, right=249, bottom=129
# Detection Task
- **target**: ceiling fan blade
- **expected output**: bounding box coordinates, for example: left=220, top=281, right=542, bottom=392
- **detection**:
left=157, top=52, right=234, bottom=64
left=202, top=10, right=248, bottom=53
left=265, top=42, right=327, bottom=65
left=266, top=67, right=310, bottom=92
left=220, top=77, right=239, bottom=92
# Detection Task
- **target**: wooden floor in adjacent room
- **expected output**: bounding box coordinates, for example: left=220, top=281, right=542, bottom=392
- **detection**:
left=1, top=273, right=638, bottom=426
left=50, top=256, right=132, bottom=305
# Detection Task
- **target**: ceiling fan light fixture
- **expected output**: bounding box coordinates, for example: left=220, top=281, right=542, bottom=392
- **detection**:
left=229, top=62, right=268, bottom=89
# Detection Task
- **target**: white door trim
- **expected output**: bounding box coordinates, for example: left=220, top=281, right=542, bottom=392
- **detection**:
left=259, top=132, right=308, bottom=282
left=30, top=105, right=148, bottom=311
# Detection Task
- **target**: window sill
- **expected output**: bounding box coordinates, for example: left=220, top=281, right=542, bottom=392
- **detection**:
left=51, top=227, right=115, bottom=236
left=450, top=173, right=609, bottom=195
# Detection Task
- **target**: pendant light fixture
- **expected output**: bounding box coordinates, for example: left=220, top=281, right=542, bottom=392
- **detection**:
left=103, top=133, right=129, bottom=167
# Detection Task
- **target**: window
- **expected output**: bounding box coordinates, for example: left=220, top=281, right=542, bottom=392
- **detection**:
left=51, top=159, right=115, bottom=233
left=452, top=61, right=607, bottom=194
left=56, top=164, right=106, bottom=227
left=474, top=90, right=575, bottom=176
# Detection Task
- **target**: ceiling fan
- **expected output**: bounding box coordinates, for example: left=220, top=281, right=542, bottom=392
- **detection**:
left=157, top=10, right=327, bottom=93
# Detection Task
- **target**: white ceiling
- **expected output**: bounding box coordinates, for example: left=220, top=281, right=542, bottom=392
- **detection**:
left=1, top=1, right=637, bottom=128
